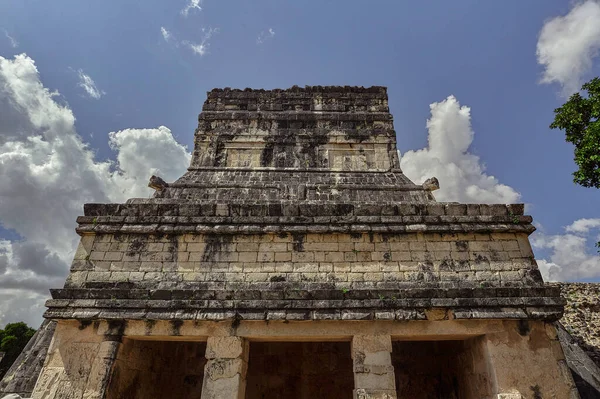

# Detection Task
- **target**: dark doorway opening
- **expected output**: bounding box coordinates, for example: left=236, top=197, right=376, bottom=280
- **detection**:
left=392, top=338, right=492, bottom=399
left=245, top=341, right=354, bottom=399
left=106, top=339, right=207, bottom=399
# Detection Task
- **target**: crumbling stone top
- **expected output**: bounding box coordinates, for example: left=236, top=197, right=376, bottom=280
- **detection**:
left=208, top=85, right=387, bottom=94
left=151, top=85, right=437, bottom=203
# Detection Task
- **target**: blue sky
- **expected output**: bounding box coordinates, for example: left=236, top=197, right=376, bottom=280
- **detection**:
left=1, top=0, right=599, bottom=326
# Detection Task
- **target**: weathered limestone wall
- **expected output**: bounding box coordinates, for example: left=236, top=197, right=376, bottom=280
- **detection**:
left=106, top=339, right=206, bottom=399
left=484, top=320, right=578, bottom=398
left=192, top=86, right=397, bottom=171
left=31, top=321, right=119, bottom=399
left=65, top=231, right=540, bottom=290
left=558, top=283, right=600, bottom=368
left=245, top=342, right=354, bottom=398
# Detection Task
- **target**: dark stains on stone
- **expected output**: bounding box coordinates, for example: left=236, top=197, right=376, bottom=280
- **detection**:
left=231, top=312, right=242, bottom=331
left=439, top=259, right=453, bottom=272
left=474, top=254, right=489, bottom=262
left=144, top=320, right=156, bottom=335
left=106, top=320, right=126, bottom=341
left=455, top=241, right=468, bottom=252
left=201, top=235, right=234, bottom=262
left=126, top=239, right=147, bottom=257
left=292, top=233, right=305, bottom=252
left=166, top=235, right=178, bottom=262
left=260, top=141, right=274, bottom=167
left=517, top=320, right=531, bottom=336
left=78, top=320, right=93, bottom=330
left=523, top=269, right=545, bottom=285
left=530, top=384, right=542, bottom=399
left=334, top=204, right=354, bottom=216
left=270, top=275, right=286, bottom=282
left=170, top=320, right=184, bottom=336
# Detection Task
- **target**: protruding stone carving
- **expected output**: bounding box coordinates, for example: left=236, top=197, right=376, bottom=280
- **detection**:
left=422, top=177, right=440, bottom=191
left=148, top=175, right=168, bottom=191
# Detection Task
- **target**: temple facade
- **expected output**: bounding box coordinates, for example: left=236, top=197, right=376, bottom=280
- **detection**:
left=25, top=86, right=577, bottom=398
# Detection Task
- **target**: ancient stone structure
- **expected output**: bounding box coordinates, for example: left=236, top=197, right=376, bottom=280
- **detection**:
left=0, top=321, right=56, bottom=397
left=10, top=86, right=583, bottom=398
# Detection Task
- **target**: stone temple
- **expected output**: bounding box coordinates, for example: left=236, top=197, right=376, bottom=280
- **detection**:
left=0, top=86, right=586, bottom=398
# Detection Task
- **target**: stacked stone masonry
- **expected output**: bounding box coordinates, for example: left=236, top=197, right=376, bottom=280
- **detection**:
left=21, top=86, right=580, bottom=399
left=558, top=283, right=600, bottom=368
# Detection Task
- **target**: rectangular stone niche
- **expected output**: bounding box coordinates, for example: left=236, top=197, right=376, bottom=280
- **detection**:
left=245, top=341, right=354, bottom=399
left=106, top=338, right=207, bottom=399
left=392, top=337, right=493, bottom=399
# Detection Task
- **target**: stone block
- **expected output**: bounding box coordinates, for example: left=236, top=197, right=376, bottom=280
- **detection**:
left=352, top=335, right=392, bottom=354
left=205, top=337, right=248, bottom=359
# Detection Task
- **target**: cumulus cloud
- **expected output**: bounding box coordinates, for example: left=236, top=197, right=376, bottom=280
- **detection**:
left=0, top=54, right=190, bottom=327
left=257, top=28, right=275, bottom=44
left=108, top=127, right=191, bottom=199
left=565, top=218, right=600, bottom=234
left=181, top=0, right=202, bottom=17
left=76, top=69, right=105, bottom=99
left=532, top=219, right=600, bottom=282
left=536, top=0, right=600, bottom=96
left=399, top=95, right=521, bottom=204
left=185, top=27, right=217, bottom=56
left=3, top=29, right=18, bottom=48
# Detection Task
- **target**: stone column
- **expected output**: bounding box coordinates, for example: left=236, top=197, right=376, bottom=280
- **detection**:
left=351, top=335, right=397, bottom=399
left=201, top=336, right=249, bottom=399
left=82, top=339, right=121, bottom=399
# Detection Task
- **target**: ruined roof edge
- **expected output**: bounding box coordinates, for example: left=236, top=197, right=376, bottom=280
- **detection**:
left=209, top=85, right=387, bottom=94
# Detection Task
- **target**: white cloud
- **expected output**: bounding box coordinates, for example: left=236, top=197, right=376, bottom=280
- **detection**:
left=565, top=218, right=600, bottom=234
left=76, top=69, right=105, bottom=99
left=257, top=28, right=275, bottom=44
left=181, top=0, right=202, bottom=17
left=532, top=219, right=600, bottom=282
left=161, top=27, right=172, bottom=42
left=0, top=54, right=190, bottom=326
left=3, top=29, right=18, bottom=48
left=108, top=127, right=191, bottom=199
left=399, top=95, right=521, bottom=204
left=536, top=0, right=600, bottom=96
left=185, top=27, right=217, bottom=56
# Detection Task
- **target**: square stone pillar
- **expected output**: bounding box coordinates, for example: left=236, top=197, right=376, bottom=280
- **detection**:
left=201, top=336, right=249, bottom=399
left=82, top=339, right=121, bottom=399
left=351, top=335, right=397, bottom=399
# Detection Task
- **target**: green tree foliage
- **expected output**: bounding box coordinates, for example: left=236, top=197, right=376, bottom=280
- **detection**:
left=0, top=322, right=36, bottom=380
left=550, top=77, right=600, bottom=188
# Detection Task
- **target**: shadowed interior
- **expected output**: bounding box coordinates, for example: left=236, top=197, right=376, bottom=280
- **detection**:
left=245, top=341, right=354, bottom=399
left=106, top=339, right=207, bottom=399
left=392, top=338, right=493, bottom=399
